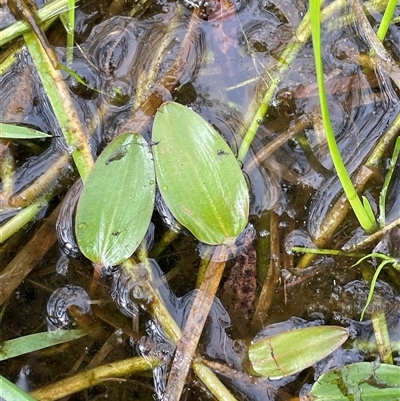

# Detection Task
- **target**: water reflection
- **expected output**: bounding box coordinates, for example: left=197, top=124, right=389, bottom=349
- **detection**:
left=46, top=285, right=92, bottom=331
left=2, top=0, right=400, bottom=398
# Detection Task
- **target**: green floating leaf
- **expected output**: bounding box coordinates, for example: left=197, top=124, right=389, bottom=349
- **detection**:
left=76, top=133, right=155, bottom=266
left=0, top=375, right=38, bottom=401
left=0, top=329, right=86, bottom=361
left=307, top=362, right=400, bottom=400
left=0, top=122, right=51, bottom=139
left=152, top=102, right=249, bottom=245
left=249, top=326, right=349, bottom=379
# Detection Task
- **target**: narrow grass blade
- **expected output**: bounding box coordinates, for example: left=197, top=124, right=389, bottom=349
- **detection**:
left=23, top=29, right=94, bottom=181
left=0, top=375, right=38, bottom=401
left=0, top=330, right=86, bottom=361
left=309, top=0, right=376, bottom=232
left=0, top=0, right=78, bottom=47
left=0, top=123, right=51, bottom=139
left=376, top=0, right=398, bottom=42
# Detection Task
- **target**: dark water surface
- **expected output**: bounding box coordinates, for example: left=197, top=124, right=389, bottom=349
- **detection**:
left=1, top=0, right=400, bottom=400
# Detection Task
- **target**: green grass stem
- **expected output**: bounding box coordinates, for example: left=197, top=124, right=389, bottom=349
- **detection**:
left=371, top=311, right=393, bottom=364
left=310, top=0, right=376, bottom=232
left=192, top=360, right=239, bottom=401
left=291, top=246, right=363, bottom=258
left=30, top=356, right=161, bottom=400
left=379, top=136, right=400, bottom=227
left=0, top=200, right=47, bottom=243
left=376, top=0, right=398, bottom=41
left=0, top=0, right=78, bottom=47
left=60, top=0, right=76, bottom=64
left=237, top=0, right=391, bottom=164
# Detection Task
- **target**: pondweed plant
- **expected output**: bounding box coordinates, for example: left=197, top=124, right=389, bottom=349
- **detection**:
left=2, top=0, right=400, bottom=400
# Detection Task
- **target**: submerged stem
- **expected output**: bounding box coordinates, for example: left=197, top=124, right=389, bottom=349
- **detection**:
left=164, top=245, right=228, bottom=401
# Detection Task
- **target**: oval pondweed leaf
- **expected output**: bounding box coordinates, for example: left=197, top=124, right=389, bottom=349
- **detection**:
left=307, top=362, right=400, bottom=400
left=152, top=102, right=249, bottom=245
left=75, top=133, right=155, bottom=267
left=249, top=325, right=349, bottom=379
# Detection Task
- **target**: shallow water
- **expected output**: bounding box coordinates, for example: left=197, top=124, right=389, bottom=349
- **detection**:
left=1, top=0, right=400, bottom=400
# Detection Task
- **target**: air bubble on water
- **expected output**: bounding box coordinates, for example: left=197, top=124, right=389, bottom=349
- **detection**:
left=78, top=222, right=87, bottom=229
left=259, top=229, right=269, bottom=237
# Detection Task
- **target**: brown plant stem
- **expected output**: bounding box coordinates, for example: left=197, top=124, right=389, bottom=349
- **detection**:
left=116, top=8, right=201, bottom=136
left=163, top=245, right=229, bottom=400
left=0, top=202, right=60, bottom=305
left=251, top=211, right=281, bottom=332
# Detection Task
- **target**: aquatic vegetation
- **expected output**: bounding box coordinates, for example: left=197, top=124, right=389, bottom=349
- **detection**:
left=1, top=0, right=399, bottom=400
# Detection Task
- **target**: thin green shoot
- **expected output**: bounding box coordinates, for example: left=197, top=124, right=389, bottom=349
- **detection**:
left=0, top=0, right=78, bottom=47
left=0, top=123, right=51, bottom=139
left=378, top=136, right=400, bottom=227
left=0, top=375, right=38, bottom=401
left=59, top=63, right=103, bottom=94
left=352, top=253, right=400, bottom=321
left=291, top=246, right=363, bottom=258
left=376, top=0, right=398, bottom=42
left=309, top=0, right=377, bottom=233
left=0, top=330, right=86, bottom=361
left=0, top=200, right=47, bottom=243
left=60, top=0, right=76, bottom=64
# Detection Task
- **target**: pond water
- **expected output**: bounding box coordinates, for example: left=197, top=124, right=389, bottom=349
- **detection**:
left=1, top=0, right=400, bottom=400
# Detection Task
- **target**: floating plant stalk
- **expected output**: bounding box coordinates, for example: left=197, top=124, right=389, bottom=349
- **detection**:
left=164, top=246, right=231, bottom=400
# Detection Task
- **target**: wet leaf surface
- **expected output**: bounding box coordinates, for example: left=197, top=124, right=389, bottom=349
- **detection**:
left=249, top=325, right=349, bottom=379
left=75, top=133, right=155, bottom=266
left=152, top=101, right=249, bottom=245
left=306, top=362, right=400, bottom=400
